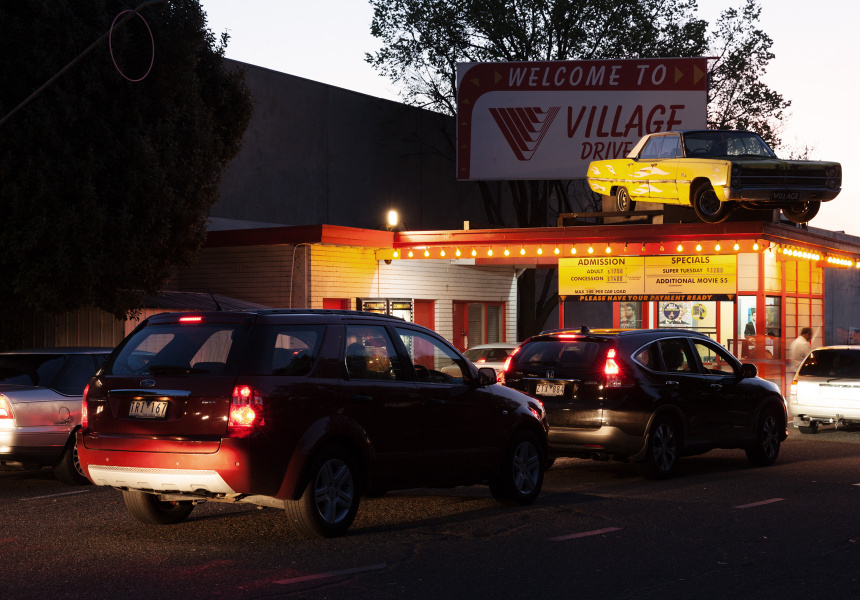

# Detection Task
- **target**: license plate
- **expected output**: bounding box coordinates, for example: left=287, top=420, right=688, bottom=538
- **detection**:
left=536, top=383, right=565, bottom=396
left=128, top=399, right=168, bottom=419
left=771, top=190, right=801, bottom=201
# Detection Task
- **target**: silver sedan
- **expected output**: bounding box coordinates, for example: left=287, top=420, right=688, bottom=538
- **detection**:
left=0, top=348, right=111, bottom=484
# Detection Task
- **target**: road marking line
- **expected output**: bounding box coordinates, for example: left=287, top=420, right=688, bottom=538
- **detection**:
left=734, top=498, right=784, bottom=509
left=274, top=563, right=387, bottom=585
left=21, top=490, right=93, bottom=501
left=550, top=527, right=621, bottom=541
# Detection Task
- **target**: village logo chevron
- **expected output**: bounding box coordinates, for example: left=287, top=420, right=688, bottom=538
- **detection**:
left=488, top=106, right=561, bottom=161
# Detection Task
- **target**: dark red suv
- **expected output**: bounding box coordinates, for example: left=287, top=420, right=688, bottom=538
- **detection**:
left=77, top=310, right=548, bottom=537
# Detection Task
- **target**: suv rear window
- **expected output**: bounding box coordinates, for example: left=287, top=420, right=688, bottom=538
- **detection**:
left=798, top=349, right=860, bottom=378
left=244, top=325, right=326, bottom=376
left=107, top=323, right=246, bottom=376
left=517, top=340, right=603, bottom=368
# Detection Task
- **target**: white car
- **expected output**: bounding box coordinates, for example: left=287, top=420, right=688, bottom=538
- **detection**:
left=463, top=342, right=521, bottom=379
left=789, top=345, right=860, bottom=433
left=0, top=347, right=111, bottom=483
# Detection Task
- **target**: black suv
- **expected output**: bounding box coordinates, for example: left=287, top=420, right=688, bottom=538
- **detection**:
left=78, top=310, right=548, bottom=537
left=501, top=327, right=786, bottom=478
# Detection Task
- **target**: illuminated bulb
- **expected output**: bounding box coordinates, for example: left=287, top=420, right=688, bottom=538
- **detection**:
left=715, top=243, right=721, bottom=251
left=588, top=245, right=594, bottom=254
left=554, top=247, right=560, bottom=255
left=440, top=249, right=446, bottom=257
left=677, top=244, right=684, bottom=252
left=504, top=248, right=510, bottom=256
left=605, top=244, right=612, bottom=254
left=753, top=242, right=760, bottom=251
left=537, top=246, right=543, bottom=255
left=734, top=242, right=740, bottom=251
left=455, top=248, right=461, bottom=257
left=471, top=248, right=477, bottom=257
left=520, top=247, right=526, bottom=256
left=570, top=247, right=577, bottom=255
left=696, top=244, right=702, bottom=252
left=408, top=250, right=414, bottom=257
left=393, top=250, right=399, bottom=258
left=487, top=248, right=493, bottom=256
left=424, top=249, right=430, bottom=257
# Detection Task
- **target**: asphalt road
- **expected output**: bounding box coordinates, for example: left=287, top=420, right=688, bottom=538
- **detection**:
left=3, top=426, right=860, bottom=600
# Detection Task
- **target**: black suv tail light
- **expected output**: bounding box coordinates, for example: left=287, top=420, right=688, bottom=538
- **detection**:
left=604, top=348, right=631, bottom=388
left=228, top=385, right=265, bottom=435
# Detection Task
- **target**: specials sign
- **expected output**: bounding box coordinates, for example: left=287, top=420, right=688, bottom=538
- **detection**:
left=559, top=255, right=737, bottom=301
left=456, top=58, right=708, bottom=180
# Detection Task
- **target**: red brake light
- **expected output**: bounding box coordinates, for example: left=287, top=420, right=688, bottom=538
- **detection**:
left=229, top=385, right=265, bottom=434
left=0, top=395, right=12, bottom=419
left=604, top=348, right=627, bottom=387
left=605, top=348, right=620, bottom=375
left=179, top=316, right=203, bottom=323
left=80, top=385, right=89, bottom=428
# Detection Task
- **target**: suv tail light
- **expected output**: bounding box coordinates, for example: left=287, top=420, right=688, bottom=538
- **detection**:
left=228, top=385, right=265, bottom=434
left=0, top=395, right=13, bottom=419
left=81, top=384, right=89, bottom=428
left=789, top=379, right=798, bottom=404
left=604, top=348, right=630, bottom=387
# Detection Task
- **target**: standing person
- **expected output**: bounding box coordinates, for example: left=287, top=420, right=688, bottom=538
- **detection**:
left=789, top=327, right=813, bottom=374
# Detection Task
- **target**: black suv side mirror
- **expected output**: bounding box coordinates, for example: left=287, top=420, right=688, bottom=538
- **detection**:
left=740, top=363, right=758, bottom=379
left=477, top=367, right=497, bottom=386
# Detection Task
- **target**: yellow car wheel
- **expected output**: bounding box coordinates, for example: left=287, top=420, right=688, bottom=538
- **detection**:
left=692, top=183, right=735, bottom=223
left=615, top=187, right=635, bottom=212
left=783, top=200, right=820, bottom=224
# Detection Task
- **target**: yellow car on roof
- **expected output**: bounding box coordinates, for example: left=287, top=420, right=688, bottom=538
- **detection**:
left=586, top=130, right=841, bottom=224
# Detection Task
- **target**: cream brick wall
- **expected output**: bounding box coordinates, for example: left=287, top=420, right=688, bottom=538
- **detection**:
left=165, top=243, right=518, bottom=344
left=309, top=246, right=518, bottom=344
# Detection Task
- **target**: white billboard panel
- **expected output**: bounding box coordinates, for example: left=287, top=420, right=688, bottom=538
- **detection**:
left=456, top=58, right=708, bottom=181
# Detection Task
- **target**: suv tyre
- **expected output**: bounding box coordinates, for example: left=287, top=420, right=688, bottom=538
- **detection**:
left=637, top=416, right=680, bottom=479
left=286, top=446, right=360, bottom=538
left=745, top=408, right=781, bottom=466
left=123, top=491, right=195, bottom=525
left=489, top=430, right=544, bottom=505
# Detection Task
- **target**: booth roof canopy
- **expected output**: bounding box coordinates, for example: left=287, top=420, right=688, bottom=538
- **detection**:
left=205, top=222, right=860, bottom=267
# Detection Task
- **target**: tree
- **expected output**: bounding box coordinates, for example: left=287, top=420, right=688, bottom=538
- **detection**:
left=367, top=0, right=710, bottom=337
left=0, top=1, right=252, bottom=346
left=706, top=0, right=790, bottom=149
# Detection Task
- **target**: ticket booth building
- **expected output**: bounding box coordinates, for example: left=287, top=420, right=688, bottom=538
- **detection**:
left=384, top=220, right=860, bottom=395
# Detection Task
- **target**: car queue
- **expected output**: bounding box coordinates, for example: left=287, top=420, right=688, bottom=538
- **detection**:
left=3, top=310, right=824, bottom=539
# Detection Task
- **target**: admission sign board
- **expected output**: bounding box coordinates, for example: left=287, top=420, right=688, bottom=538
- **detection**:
left=456, top=58, right=708, bottom=180
left=559, top=255, right=737, bottom=302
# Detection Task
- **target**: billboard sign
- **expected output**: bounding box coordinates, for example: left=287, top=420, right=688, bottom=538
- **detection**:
left=559, top=254, right=736, bottom=302
left=456, top=58, right=708, bottom=180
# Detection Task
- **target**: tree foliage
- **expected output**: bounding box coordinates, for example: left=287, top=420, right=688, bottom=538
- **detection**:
left=706, top=0, right=790, bottom=148
left=368, top=0, right=707, bottom=117
left=0, top=1, right=252, bottom=328
left=367, top=0, right=790, bottom=337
